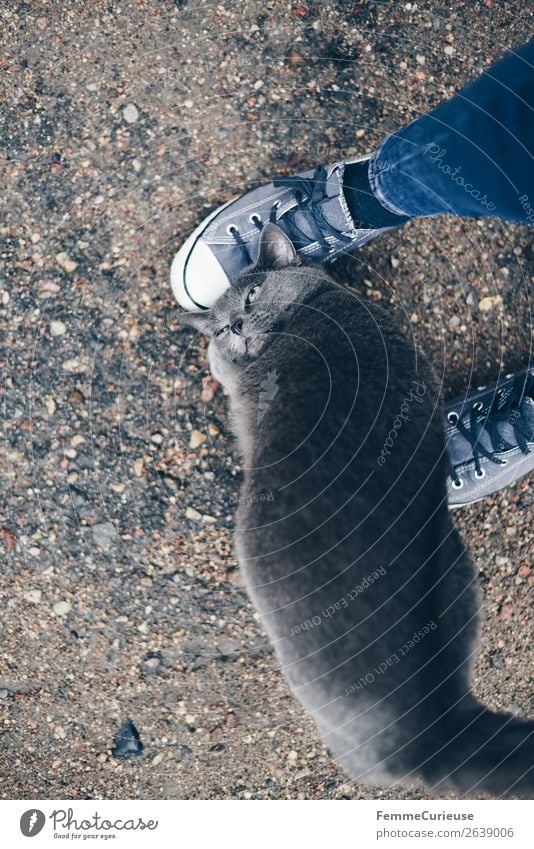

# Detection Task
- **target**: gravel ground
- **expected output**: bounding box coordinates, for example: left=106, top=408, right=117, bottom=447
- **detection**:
left=0, top=0, right=532, bottom=800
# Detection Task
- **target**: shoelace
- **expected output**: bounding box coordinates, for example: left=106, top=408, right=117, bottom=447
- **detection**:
left=229, top=165, right=354, bottom=264
left=449, top=373, right=534, bottom=487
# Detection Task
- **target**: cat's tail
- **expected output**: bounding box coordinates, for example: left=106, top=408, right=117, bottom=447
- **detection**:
left=416, top=702, right=534, bottom=797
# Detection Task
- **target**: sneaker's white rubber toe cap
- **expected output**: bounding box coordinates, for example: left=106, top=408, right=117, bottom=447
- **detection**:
left=170, top=197, right=238, bottom=310
left=171, top=237, right=231, bottom=311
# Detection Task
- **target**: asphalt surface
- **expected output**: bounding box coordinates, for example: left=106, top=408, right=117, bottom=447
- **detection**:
left=0, top=0, right=532, bottom=800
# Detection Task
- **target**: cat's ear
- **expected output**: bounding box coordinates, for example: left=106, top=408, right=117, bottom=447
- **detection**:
left=256, top=223, right=299, bottom=270
left=175, top=309, right=215, bottom=335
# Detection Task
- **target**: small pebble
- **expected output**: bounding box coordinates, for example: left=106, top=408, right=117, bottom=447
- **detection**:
left=217, top=639, right=241, bottom=659
left=201, top=375, right=219, bottom=403
left=36, top=280, right=60, bottom=295
left=287, top=48, right=304, bottom=65
left=67, top=389, right=85, bottom=405
left=55, top=252, right=78, bottom=273
left=53, top=601, right=71, bottom=617
left=49, top=320, right=66, bottom=337
left=123, top=103, right=139, bottom=123
left=189, top=429, right=207, bottom=448
left=91, top=521, right=118, bottom=547
left=63, top=358, right=87, bottom=373
left=479, top=295, right=503, bottom=312
left=24, top=590, right=42, bottom=604
left=112, top=719, right=144, bottom=758
left=186, top=506, right=202, bottom=522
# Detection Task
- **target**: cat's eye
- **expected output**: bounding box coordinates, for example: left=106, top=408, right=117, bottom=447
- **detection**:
left=246, top=284, right=261, bottom=305
left=215, top=325, right=229, bottom=337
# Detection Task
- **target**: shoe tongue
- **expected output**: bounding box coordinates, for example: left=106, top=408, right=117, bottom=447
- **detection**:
left=276, top=165, right=355, bottom=244
left=448, top=421, right=494, bottom=467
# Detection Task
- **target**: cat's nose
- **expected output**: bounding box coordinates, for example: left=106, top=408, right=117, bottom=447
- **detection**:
left=231, top=318, right=244, bottom=336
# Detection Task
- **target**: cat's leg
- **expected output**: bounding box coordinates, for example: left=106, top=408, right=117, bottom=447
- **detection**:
left=207, top=342, right=241, bottom=393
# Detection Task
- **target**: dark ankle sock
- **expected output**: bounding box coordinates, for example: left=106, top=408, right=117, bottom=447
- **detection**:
left=343, top=160, right=410, bottom=229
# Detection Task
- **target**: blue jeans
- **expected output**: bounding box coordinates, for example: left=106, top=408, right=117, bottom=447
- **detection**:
left=369, top=41, right=534, bottom=223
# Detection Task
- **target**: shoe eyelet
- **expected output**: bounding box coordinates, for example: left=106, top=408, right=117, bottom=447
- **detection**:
left=452, top=478, right=464, bottom=490
left=474, top=469, right=486, bottom=479
left=473, top=401, right=483, bottom=412
left=249, top=213, right=262, bottom=224
left=447, top=412, right=459, bottom=424
left=477, top=385, right=486, bottom=391
left=226, top=224, right=238, bottom=235
left=501, top=459, right=508, bottom=466
left=505, top=373, right=513, bottom=379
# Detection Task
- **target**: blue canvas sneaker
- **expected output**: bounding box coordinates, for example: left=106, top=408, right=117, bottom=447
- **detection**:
left=445, top=367, right=534, bottom=507
left=171, top=156, right=395, bottom=310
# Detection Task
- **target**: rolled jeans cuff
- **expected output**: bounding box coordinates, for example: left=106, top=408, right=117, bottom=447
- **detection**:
left=368, top=128, right=450, bottom=218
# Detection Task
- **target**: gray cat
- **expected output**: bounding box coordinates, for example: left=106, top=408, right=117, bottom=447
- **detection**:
left=182, top=223, right=533, bottom=796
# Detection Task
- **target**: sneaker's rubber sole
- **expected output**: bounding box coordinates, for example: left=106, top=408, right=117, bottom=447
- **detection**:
left=170, top=196, right=238, bottom=310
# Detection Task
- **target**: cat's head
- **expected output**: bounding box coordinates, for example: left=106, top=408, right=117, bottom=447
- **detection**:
left=180, top=224, right=329, bottom=366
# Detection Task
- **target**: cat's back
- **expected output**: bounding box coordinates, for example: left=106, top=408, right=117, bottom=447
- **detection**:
left=243, top=285, right=434, bottom=457
left=237, top=283, right=445, bottom=540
